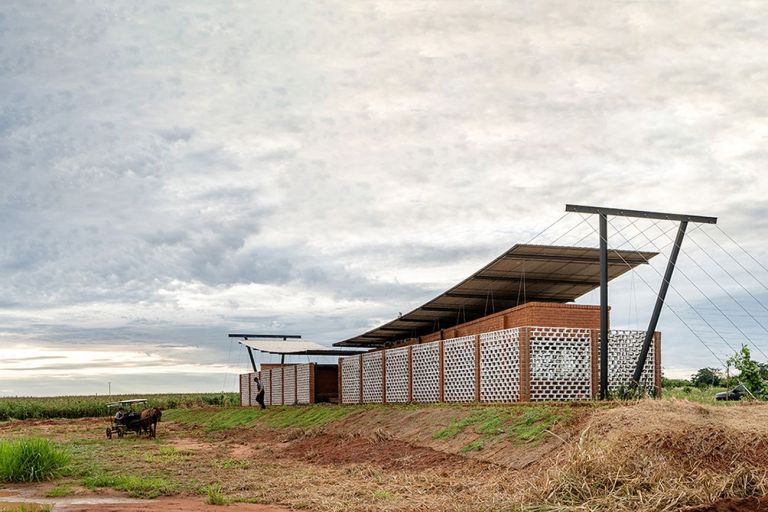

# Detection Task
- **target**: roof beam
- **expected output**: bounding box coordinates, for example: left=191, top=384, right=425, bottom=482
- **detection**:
left=565, top=204, right=717, bottom=224
left=471, top=275, right=600, bottom=286
left=503, top=253, right=649, bottom=265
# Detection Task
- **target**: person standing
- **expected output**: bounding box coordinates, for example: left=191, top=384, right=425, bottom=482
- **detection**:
left=254, top=375, right=266, bottom=409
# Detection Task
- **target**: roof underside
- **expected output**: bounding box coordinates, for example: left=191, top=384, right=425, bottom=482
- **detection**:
left=240, top=339, right=366, bottom=356
left=335, top=244, right=657, bottom=347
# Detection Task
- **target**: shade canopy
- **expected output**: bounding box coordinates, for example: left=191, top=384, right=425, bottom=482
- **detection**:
left=240, top=339, right=365, bottom=356
left=334, top=244, right=656, bottom=347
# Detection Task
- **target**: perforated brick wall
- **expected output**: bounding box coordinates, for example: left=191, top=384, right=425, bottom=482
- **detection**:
left=443, top=336, right=477, bottom=402
left=362, top=351, right=384, bottom=403
left=239, top=374, right=249, bottom=406
left=385, top=347, right=410, bottom=403
left=296, top=364, right=311, bottom=404
left=247, top=372, right=258, bottom=406
left=606, top=330, right=655, bottom=392
left=262, top=369, right=272, bottom=405
left=271, top=367, right=283, bottom=405
left=480, top=328, right=521, bottom=402
left=283, top=366, right=296, bottom=405
left=529, top=327, right=592, bottom=400
left=341, top=355, right=361, bottom=404
left=412, top=341, right=440, bottom=402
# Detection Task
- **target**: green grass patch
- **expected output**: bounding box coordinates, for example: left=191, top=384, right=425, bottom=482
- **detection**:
left=45, top=485, right=74, bottom=497
left=205, top=483, right=228, bottom=505
left=460, top=439, right=484, bottom=453
left=0, top=438, right=70, bottom=482
left=83, top=473, right=176, bottom=498
left=0, top=505, right=53, bottom=512
left=508, top=406, right=568, bottom=443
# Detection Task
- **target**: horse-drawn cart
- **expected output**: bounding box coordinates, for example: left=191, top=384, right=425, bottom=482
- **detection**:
left=106, top=398, right=150, bottom=439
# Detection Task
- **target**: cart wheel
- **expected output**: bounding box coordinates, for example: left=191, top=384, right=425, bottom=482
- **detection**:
left=117, top=427, right=125, bottom=438
left=106, top=428, right=112, bottom=439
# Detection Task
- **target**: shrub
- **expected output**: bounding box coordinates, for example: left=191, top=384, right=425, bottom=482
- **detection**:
left=0, top=438, right=70, bottom=482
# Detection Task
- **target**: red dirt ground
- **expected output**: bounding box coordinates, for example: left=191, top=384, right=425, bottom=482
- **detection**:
left=56, top=498, right=290, bottom=511
left=284, top=434, right=485, bottom=471
left=684, top=497, right=768, bottom=512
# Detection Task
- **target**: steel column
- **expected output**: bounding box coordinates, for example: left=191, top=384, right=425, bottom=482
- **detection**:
left=246, top=346, right=258, bottom=372
left=633, top=221, right=688, bottom=383
left=599, top=214, right=609, bottom=399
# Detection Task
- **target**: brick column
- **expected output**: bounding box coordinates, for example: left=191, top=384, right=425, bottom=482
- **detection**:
left=519, top=327, right=531, bottom=401
left=654, top=332, right=662, bottom=398
left=590, top=329, right=600, bottom=399
left=282, top=367, right=285, bottom=405
left=438, top=340, right=445, bottom=403
left=407, top=346, right=413, bottom=402
left=381, top=350, right=387, bottom=404
left=294, top=365, right=298, bottom=405
left=474, top=335, right=481, bottom=402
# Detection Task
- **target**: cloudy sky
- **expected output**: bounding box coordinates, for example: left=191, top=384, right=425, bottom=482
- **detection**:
left=2, top=1, right=767, bottom=396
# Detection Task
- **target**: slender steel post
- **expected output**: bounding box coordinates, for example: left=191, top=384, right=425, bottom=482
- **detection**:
left=599, top=214, right=609, bottom=399
left=246, top=346, right=258, bottom=372
left=633, top=221, right=688, bottom=383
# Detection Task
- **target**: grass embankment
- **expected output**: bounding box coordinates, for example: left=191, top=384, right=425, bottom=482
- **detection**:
left=0, top=393, right=239, bottom=421
left=164, top=404, right=364, bottom=431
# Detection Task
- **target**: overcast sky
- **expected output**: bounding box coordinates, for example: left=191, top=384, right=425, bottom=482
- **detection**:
left=2, top=1, right=768, bottom=396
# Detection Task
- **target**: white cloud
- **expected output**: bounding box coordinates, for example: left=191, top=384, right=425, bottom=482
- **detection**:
left=1, top=0, right=768, bottom=394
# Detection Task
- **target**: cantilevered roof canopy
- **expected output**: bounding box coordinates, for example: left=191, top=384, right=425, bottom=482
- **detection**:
left=334, top=244, right=656, bottom=347
left=240, top=339, right=365, bottom=356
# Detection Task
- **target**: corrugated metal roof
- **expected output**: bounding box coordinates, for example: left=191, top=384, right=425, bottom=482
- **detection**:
left=334, top=244, right=656, bottom=347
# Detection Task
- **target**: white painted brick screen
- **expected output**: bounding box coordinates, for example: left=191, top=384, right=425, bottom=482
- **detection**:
left=412, top=341, right=440, bottom=402
left=296, top=364, right=311, bottom=404
left=607, top=330, right=655, bottom=392
left=385, top=347, right=409, bottom=403
left=529, top=327, right=592, bottom=400
left=480, top=328, right=520, bottom=402
left=443, top=336, right=477, bottom=402
left=239, top=374, right=249, bottom=406
left=341, top=355, right=361, bottom=404
left=283, top=366, right=296, bottom=405
left=262, top=369, right=272, bottom=405
left=271, top=367, right=283, bottom=405
left=248, top=372, right=259, bottom=406
left=362, top=351, right=384, bottom=403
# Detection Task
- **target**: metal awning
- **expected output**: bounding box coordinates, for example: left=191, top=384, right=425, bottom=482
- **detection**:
left=334, top=244, right=656, bottom=347
left=240, top=339, right=366, bottom=356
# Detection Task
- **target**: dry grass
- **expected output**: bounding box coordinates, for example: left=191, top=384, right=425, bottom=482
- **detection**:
left=523, top=399, right=768, bottom=511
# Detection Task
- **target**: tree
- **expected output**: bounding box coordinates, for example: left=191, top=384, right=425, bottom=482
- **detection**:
left=727, top=345, right=766, bottom=398
left=690, top=367, right=722, bottom=388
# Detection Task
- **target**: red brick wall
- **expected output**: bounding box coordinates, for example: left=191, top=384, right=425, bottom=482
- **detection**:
left=415, top=302, right=605, bottom=343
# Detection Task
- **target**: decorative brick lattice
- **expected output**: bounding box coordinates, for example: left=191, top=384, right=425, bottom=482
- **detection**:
left=341, top=355, right=361, bottom=404
left=385, top=347, right=410, bottom=403
left=247, top=372, right=258, bottom=407
left=262, top=369, right=272, bottom=406
left=529, top=327, right=592, bottom=401
left=607, top=330, right=655, bottom=392
left=296, top=364, right=311, bottom=404
left=443, top=336, right=477, bottom=402
left=480, top=329, right=521, bottom=402
left=240, top=374, right=249, bottom=406
left=362, top=351, right=384, bottom=403
left=283, top=366, right=296, bottom=405
left=412, top=342, right=440, bottom=402
left=271, top=368, right=283, bottom=405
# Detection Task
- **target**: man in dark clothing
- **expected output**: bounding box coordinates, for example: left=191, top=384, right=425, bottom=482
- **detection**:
left=254, top=375, right=266, bottom=409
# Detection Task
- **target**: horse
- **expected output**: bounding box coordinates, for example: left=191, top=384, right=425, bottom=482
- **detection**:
left=139, top=407, right=162, bottom=438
